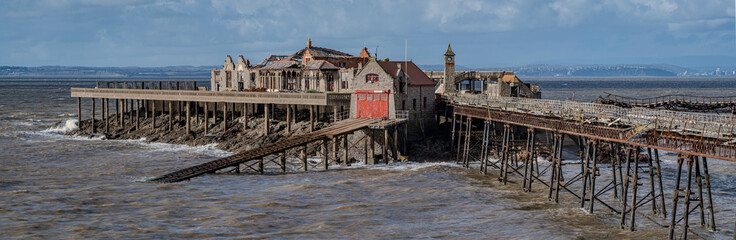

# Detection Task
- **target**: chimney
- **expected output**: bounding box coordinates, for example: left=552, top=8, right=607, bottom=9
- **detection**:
left=358, top=62, right=363, bottom=69
left=397, top=63, right=402, bottom=69
left=307, top=38, right=312, bottom=48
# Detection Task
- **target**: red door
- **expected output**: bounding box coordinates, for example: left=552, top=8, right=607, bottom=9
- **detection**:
left=356, top=91, right=389, bottom=118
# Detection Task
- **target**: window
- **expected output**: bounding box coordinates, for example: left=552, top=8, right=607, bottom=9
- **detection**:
left=381, top=95, right=387, bottom=101
left=366, top=95, right=372, bottom=101
left=339, top=62, right=346, bottom=67
left=423, top=97, right=427, bottom=109
left=358, top=94, right=365, bottom=100
left=366, top=74, right=379, bottom=83
left=412, top=98, right=416, bottom=110
left=402, top=100, right=406, bottom=110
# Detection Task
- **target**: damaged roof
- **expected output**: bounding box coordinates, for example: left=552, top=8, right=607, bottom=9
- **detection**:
left=262, top=61, right=300, bottom=70
left=288, top=46, right=354, bottom=60
left=377, top=61, right=436, bottom=86
left=305, top=60, right=338, bottom=70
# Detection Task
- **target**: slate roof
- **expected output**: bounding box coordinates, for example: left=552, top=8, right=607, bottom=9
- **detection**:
left=305, top=60, right=339, bottom=70
left=377, top=61, right=436, bottom=86
left=254, top=55, right=288, bottom=68
left=288, top=46, right=354, bottom=60
left=262, top=61, right=300, bottom=70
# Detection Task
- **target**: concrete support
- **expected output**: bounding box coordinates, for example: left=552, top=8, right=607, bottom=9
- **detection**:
left=383, top=128, right=388, bottom=163
left=243, top=103, right=248, bottom=130
left=135, top=99, right=140, bottom=130
left=152, top=100, right=156, bottom=128
left=104, top=98, right=109, bottom=133
left=364, top=131, right=369, bottom=165
left=77, top=97, right=81, bottom=130
left=230, top=103, right=234, bottom=123
left=91, top=98, right=96, bottom=134
left=286, top=104, right=291, bottom=132
left=333, top=105, right=338, bottom=122
left=264, top=103, right=270, bottom=134
left=144, top=100, right=148, bottom=119
left=322, top=140, right=329, bottom=170
left=393, top=127, right=399, bottom=161
left=168, top=101, right=173, bottom=131
left=186, top=101, right=191, bottom=134
left=115, top=99, right=119, bottom=126
left=370, top=130, right=375, bottom=164
left=301, top=145, right=308, bottom=171
left=204, top=102, right=209, bottom=135
left=332, top=137, right=338, bottom=165
left=403, top=123, right=408, bottom=155
left=258, top=158, right=264, bottom=175
left=309, top=105, right=314, bottom=132
left=222, top=102, right=227, bottom=132
left=280, top=152, right=286, bottom=173
left=342, top=135, right=349, bottom=167
left=128, top=99, right=133, bottom=128
left=195, top=102, right=199, bottom=124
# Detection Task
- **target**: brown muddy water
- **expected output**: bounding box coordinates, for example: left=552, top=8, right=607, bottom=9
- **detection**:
left=1, top=78, right=736, bottom=239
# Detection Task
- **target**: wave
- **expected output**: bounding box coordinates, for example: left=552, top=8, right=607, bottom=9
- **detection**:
left=119, top=138, right=233, bottom=158
left=363, top=161, right=460, bottom=171
left=40, top=118, right=78, bottom=134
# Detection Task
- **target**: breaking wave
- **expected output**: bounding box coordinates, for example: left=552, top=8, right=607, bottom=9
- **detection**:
left=40, top=119, right=78, bottom=134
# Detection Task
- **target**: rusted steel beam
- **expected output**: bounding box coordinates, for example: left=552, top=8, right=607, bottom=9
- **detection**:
left=453, top=104, right=736, bottom=161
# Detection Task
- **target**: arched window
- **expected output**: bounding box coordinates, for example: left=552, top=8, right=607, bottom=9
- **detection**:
left=366, top=74, right=379, bottom=83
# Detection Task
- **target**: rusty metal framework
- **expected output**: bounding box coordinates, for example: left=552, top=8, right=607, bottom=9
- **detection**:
left=448, top=93, right=733, bottom=239
left=598, top=93, right=736, bottom=113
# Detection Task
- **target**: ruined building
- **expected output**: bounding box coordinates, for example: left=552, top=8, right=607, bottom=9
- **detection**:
left=209, top=39, right=437, bottom=123
left=426, top=44, right=541, bottom=98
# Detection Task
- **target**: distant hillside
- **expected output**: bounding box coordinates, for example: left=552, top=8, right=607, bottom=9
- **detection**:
left=418, top=64, right=735, bottom=77
left=0, top=66, right=216, bottom=78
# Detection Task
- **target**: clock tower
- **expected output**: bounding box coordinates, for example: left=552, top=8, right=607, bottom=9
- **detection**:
left=443, top=43, right=456, bottom=94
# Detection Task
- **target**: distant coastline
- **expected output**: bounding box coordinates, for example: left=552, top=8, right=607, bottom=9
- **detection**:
left=2, top=64, right=735, bottom=78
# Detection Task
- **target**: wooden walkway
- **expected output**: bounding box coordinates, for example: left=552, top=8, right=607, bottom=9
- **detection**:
left=149, top=118, right=405, bottom=183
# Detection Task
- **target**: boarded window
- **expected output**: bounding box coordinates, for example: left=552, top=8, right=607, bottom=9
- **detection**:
left=366, top=74, right=379, bottom=83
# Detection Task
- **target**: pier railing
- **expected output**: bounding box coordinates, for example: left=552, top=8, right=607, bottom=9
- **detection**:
left=96, top=81, right=199, bottom=90
left=71, top=88, right=352, bottom=106
left=598, top=93, right=736, bottom=109
left=450, top=94, right=736, bottom=141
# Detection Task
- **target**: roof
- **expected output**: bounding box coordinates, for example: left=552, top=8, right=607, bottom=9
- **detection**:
left=288, top=46, right=354, bottom=60
left=254, top=55, right=288, bottom=67
left=377, top=61, right=436, bottom=86
left=305, top=60, right=338, bottom=70
left=262, top=61, right=300, bottom=70
left=444, top=43, right=455, bottom=56
left=501, top=74, right=521, bottom=83
left=358, top=47, right=371, bottom=58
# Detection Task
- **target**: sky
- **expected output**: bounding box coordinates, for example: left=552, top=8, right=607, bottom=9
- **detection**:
left=0, top=0, right=735, bottom=68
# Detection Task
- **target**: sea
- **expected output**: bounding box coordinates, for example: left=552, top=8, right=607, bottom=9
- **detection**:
left=1, top=77, right=736, bottom=239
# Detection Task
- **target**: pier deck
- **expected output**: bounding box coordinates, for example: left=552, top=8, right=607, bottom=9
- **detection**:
left=71, top=87, right=351, bottom=106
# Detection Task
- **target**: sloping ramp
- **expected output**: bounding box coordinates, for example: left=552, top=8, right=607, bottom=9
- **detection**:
left=148, top=118, right=377, bottom=183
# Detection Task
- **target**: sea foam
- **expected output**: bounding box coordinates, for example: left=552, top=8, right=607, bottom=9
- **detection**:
left=40, top=118, right=78, bottom=134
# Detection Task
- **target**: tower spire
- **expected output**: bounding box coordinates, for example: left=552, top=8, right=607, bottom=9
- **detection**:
left=444, top=43, right=455, bottom=56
